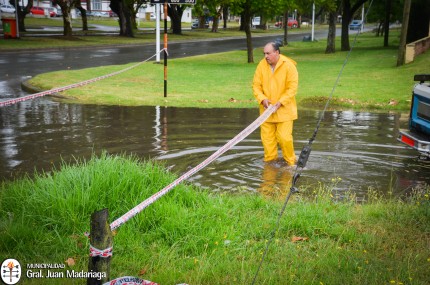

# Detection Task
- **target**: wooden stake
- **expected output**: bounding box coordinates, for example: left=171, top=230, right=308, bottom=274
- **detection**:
left=164, top=0, right=168, bottom=97
left=87, top=208, right=112, bottom=285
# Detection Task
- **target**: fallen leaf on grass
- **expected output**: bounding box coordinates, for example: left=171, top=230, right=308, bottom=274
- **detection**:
left=388, top=99, right=398, bottom=106
left=65, top=257, right=75, bottom=267
left=291, top=236, right=309, bottom=243
left=138, top=268, right=147, bottom=276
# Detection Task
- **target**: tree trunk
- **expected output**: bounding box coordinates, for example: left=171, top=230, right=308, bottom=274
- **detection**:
left=283, top=11, right=288, bottom=45
left=240, top=13, right=245, bottom=31
left=259, top=15, right=267, bottom=30
left=122, top=7, right=134, bottom=37
left=341, top=0, right=369, bottom=51
left=128, top=2, right=139, bottom=29
left=341, top=0, right=352, bottom=51
left=52, top=0, right=73, bottom=37
left=376, top=22, right=383, bottom=37
left=325, top=11, right=336, bottom=54
left=383, top=0, right=391, bottom=47
left=75, top=3, right=88, bottom=31
left=131, top=13, right=137, bottom=29
left=62, top=9, right=73, bottom=37
left=242, top=2, right=253, bottom=63
left=212, top=15, right=220, bottom=32
left=110, top=0, right=124, bottom=35
left=245, top=23, right=253, bottom=63
left=110, top=0, right=134, bottom=37
left=211, top=7, right=222, bottom=33
left=17, top=9, right=27, bottom=32
left=197, top=17, right=204, bottom=28
left=168, top=4, right=184, bottom=35
left=397, top=0, right=411, bottom=66
left=17, top=0, right=33, bottom=32
left=222, top=6, right=228, bottom=29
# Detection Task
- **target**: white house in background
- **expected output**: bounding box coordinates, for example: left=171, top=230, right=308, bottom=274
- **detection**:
left=6, top=0, right=192, bottom=23
left=78, top=0, right=192, bottom=23
left=15, top=0, right=53, bottom=9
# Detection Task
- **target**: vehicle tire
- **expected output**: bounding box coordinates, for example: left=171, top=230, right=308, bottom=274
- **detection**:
left=292, top=24, right=297, bottom=28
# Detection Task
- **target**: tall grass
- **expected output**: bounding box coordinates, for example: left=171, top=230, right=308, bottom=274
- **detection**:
left=1, top=153, right=429, bottom=284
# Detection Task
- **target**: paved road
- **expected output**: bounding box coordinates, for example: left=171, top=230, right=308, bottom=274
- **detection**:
left=0, top=30, right=328, bottom=100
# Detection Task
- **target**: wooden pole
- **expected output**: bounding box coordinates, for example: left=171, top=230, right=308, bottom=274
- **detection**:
left=87, top=208, right=112, bottom=285
left=164, top=0, right=168, bottom=97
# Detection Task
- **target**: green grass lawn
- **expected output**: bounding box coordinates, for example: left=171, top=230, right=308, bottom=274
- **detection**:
left=1, top=153, right=428, bottom=284
left=26, top=30, right=429, bottom=111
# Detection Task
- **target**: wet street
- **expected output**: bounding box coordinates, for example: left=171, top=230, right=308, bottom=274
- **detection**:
left=1, top=34, right=429, bottom=200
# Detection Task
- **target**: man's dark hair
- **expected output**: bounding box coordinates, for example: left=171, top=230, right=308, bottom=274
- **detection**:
left=269, top=42, right=281, bottom=53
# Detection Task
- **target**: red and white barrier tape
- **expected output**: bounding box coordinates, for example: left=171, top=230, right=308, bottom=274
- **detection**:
left=109, top=105, right=277, bottom=231
left=89, top=244, right=113, bottom=258
left=103, top=276, right=159, bottom=285
left=102, top=276, right=188, bottom=285
left=0, top=49, right=165, bottom=107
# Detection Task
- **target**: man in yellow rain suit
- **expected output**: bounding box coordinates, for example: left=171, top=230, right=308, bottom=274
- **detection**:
left=253, top=42, right=298, bottom=165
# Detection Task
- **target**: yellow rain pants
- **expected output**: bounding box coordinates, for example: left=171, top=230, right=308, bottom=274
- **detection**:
left=260, top=120, right=296, bottom=164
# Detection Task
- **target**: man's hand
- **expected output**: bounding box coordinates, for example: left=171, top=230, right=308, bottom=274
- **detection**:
left=262, top=99, right=270, bottom=109
left=262, top=99, right=281, bottom=111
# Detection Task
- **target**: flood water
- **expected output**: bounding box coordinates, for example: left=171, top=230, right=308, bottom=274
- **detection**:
left=1, top=99, right=429, bottom=200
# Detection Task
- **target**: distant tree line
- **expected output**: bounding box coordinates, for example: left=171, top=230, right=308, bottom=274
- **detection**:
left=9, top=0, right=429, bottom=64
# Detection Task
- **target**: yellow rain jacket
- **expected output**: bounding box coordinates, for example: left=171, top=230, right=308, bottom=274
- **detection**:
left=253, top=54, right=298, bottom=122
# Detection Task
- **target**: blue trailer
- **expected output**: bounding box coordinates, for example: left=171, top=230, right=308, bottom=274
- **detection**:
left=397, top=74, right=430, bottom=158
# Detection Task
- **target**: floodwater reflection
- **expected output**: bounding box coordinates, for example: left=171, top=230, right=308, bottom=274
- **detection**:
left=0, top=100, right=429, bottom=199
left=258, top=160, right=293, bottom=200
